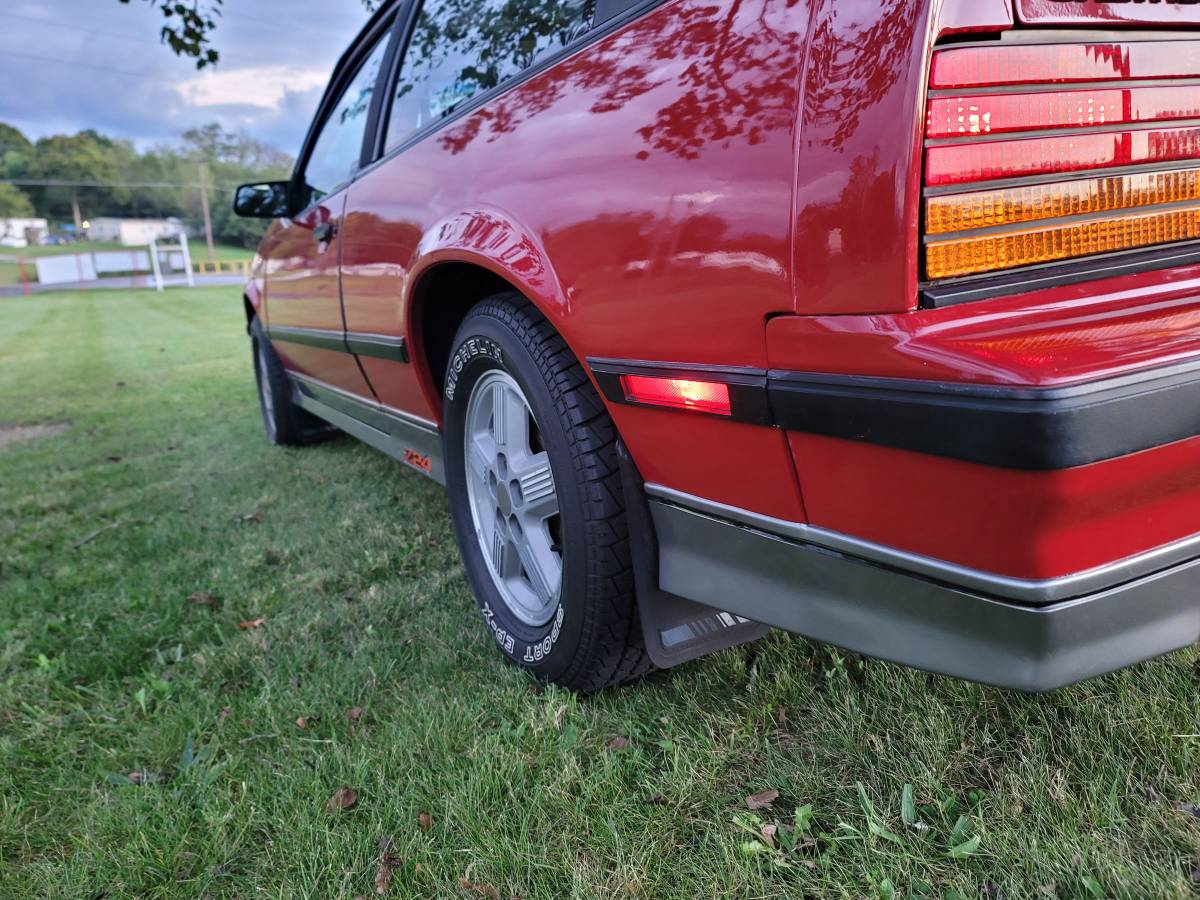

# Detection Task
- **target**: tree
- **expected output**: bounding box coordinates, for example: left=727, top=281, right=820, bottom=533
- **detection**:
left=118, top=0, right=224, bottom=68
left=114, top=0, right=377, bottom=68
left=0, top=184, right=35, bottom=218
left=0, top=123, right=33, bottom=180
left=26, top=131, right=135, bottom=228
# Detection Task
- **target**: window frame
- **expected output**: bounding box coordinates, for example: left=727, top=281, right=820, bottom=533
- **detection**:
left=366, top=0, right=663, bottom=175
left=292, top=4, right=406, bottom=208
left=292, top=0, right=669, bottom=207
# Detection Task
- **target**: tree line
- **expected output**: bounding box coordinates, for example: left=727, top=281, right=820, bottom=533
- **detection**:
left=0, top=122, right=293, bottom=248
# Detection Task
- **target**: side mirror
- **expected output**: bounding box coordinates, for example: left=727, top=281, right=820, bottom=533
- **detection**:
left=232, top=181, right=294, bottom=219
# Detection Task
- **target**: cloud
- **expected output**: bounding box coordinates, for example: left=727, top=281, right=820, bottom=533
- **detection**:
left=0, top=0, right=370, bottom=152
left=177, top=65, right=330, bottom=111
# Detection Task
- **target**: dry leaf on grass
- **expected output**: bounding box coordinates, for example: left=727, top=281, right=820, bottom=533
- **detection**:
left=374, top=836, right=399, bottom=895
left=188, top=591, right=217, bottom=608
left=605, top=737, right=629, bottom=751
left=418, top=812, right=431, bottom=831
left=458, top=877, right=500, bottom=899
left=326, top=785, right=358, bottom=812
left=746, top=788, right=780, bottom=810
left=760, top=824, right=777, bottom=846
left=237, top=618, right=265, bottom=630
left=296, top=715, right=318, bottom=730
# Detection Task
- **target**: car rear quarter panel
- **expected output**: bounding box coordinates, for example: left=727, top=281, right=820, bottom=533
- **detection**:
left=345, top=0, right=817, bottom=520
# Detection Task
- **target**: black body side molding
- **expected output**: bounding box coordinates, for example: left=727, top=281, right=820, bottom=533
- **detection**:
left=266, top=325, right=408, bottom=363
left=588, top=356, right=1200, bottom=471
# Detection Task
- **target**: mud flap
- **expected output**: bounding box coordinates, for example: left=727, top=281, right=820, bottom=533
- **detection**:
left=617, top=441, right=770, bottom=668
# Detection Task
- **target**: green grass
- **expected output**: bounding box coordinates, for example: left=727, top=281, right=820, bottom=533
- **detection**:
left=0, top=243, right=252, bottom=285
left=2, top=287, right=1200, bottom=898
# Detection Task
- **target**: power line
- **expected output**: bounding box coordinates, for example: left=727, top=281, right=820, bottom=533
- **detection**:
left=0, top=12, right=161, bottom=46
left=0, top=48, right=160, bottom=79
left=0, top=178, right=244, bottom=190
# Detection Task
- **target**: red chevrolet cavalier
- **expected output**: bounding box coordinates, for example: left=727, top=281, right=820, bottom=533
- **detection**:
left=235, top=0, right=1200, bottom=692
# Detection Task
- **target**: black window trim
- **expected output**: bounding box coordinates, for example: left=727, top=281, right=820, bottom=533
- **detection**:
left=355, top=0, right=665, bottom=184
left=290, top=1, right=405, bottom=210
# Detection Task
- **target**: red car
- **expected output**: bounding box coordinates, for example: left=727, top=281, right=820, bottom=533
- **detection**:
left=235, top=0, right=1200, bottom=692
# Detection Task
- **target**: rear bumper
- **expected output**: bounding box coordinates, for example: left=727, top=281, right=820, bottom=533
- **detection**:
left=648, top=490, right=1200, bottom=691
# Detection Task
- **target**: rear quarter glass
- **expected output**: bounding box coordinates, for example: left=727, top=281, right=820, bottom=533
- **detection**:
left=1016, top=0, right=1200, bottom=26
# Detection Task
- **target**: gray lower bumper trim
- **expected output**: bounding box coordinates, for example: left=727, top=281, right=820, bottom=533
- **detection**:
left=650, top=500, right=1200, bottom=691
left=643, top=483, right=1200, bottom=604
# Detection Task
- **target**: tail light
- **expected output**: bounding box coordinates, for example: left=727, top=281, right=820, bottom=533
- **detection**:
left=923, top=41, right=1200, bottom=280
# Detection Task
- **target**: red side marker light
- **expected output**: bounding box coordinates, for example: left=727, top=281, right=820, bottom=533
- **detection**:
left=620, top=375, right=732, bottom=416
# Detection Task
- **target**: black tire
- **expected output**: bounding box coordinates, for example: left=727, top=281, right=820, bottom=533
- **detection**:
left=443, top=293, right=654, bottom=692
left=249, top=317, right=332, bottom=446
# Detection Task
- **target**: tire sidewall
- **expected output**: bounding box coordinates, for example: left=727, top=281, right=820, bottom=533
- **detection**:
left=250, top=321, right=281, bottom=444
left=443, top=314, right=588, bottom=684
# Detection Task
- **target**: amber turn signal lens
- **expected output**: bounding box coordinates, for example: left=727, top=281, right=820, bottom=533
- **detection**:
left=926, top=204, right=1200, bottom=279
left=926, top=168, right=1200, bottom=235
left=620, top=375, right=732, bottom=416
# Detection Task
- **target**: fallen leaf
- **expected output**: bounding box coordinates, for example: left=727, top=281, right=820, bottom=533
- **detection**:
left=296, top=715, right=318, bottom=730
left=326, top=785, right=358, bottom=812
left=347, top=706, right=363, bottom=723
left=458, top=878, right=500, bottom=899
left=188, top=591, right=217, bottom=608
left=418, top=812, right=431, bottom=831
left=642, top=795, right=667, bottom=805
left=238, top=618, right=265, bottom=630
left=241, top=511, right=263, bottom=523
left=217, top=707, right=231, bottom=725
left=746, top=789, right=780, bottom=810
left=606, top=736, right=629, bottom=751
left=127, top=771, right=144, bottom=785
left=760, top=824, right=777, bottom=847
left=374, top=836, right=398, bottom=895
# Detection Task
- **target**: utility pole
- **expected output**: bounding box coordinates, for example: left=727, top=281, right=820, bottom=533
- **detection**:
left=71, top=191, right=82, bottom=235
left=197, top=162, right=215, bottom=262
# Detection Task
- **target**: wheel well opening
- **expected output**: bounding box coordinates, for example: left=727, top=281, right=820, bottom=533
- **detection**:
left=243, top=295, right=256, bottom=332
left=416, top=263, right=514, bottom=398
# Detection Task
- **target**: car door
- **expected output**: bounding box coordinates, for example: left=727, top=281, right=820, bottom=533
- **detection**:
left=263, top=20, right=395, bottom=397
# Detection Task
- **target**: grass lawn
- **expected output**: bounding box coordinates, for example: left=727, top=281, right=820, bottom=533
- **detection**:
left=0, top=243, right=253, bottom=286
left=2, top=287, right=1200, bottom=898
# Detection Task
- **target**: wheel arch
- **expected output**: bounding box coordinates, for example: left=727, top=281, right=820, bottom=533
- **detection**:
left=405, top=209, right=581, bottom=417
left=242, top=277, right=264, bottom=333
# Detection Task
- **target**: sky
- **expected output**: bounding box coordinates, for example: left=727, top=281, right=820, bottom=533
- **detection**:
left=0, top=0, right=374, bottom=155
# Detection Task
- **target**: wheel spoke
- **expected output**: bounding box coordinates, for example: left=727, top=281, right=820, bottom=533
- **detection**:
left=514, top=535, right=558, bottom=606
left=514, top=453, right=557, bottom=521
left=468, top=435, right=494, bottom=487
left=492, top=382, right=530, bottom=456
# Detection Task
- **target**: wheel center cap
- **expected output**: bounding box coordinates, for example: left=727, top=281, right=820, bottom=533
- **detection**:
left=496, top=480, right=513, bottom=518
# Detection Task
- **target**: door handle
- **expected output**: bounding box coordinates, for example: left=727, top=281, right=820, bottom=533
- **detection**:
left=313, top=221, right=336, bottom=244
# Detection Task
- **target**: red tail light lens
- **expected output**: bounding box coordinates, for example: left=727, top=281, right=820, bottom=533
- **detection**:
left=620, top=375, right=732, bottom=416
left=925, top=86, right=1200, bottom=139
left=926, top=127, right=1200, bottom=186
left=931, top=41, right=1200, bottom=89
left=924, top=41, right=1200, bottom=280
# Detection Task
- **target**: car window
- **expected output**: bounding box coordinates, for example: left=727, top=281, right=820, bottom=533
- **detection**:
left=385, top=0, right=595, bottom=150
left=304, top=28, right=392, bottom=201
